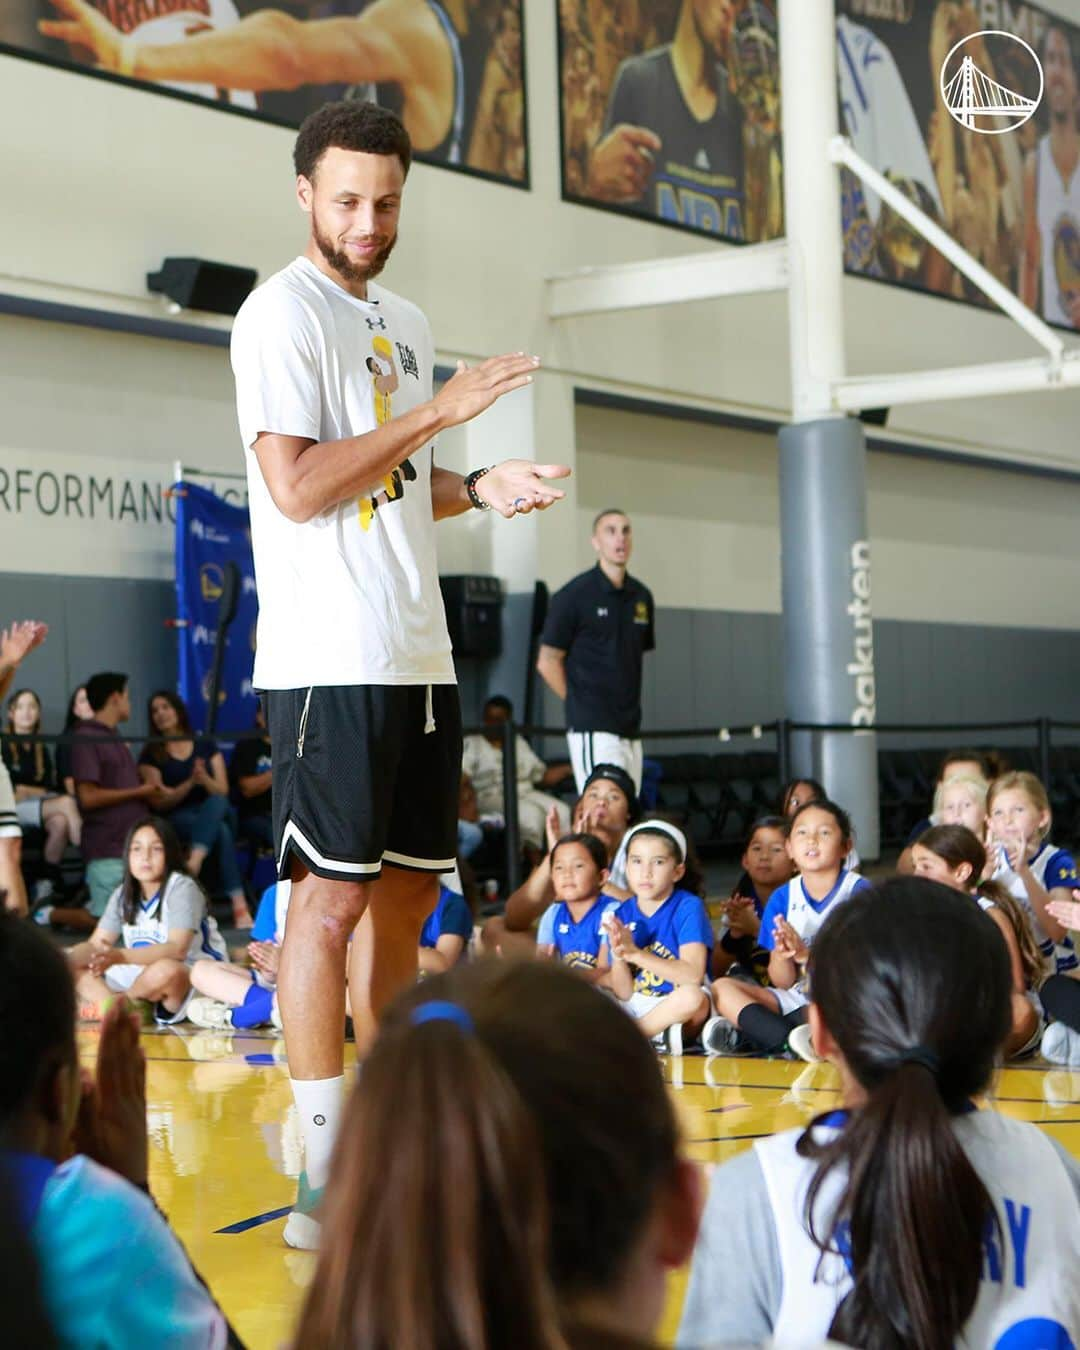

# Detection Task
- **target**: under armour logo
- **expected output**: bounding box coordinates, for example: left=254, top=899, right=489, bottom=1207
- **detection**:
left=365, top=316, right=386, bottom=330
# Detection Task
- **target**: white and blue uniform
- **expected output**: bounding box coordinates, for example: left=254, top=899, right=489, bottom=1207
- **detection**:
left=99, top=872, right=227, bottom=993
left=991, top=841, right=1078, bottom=975
left=544, top=895, right=620, bottom=971
left=614, top=888, right=713, bottom=1003
left=679, top=1108, right=1080, bottom=1346
left=760, top=871, right=871, bottom=1014
left=420, top=884, right=473, bottom=950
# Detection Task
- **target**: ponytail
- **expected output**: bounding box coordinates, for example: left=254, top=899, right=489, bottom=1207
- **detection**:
left=975, top=880, right=1048, bottom=990
left=294, top=1011, right=565, bottom=1350
left=798, top=879, right=1012, bottom=1348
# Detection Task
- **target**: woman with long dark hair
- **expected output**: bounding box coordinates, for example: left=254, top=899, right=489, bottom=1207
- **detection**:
left=679, top=878, right=1080, bottom=1347
left=292, top=959, right=703, bottom=1349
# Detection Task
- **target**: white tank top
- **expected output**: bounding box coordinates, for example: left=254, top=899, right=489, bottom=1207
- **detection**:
left=991, top=841, right=1078, bottom=974
left=121, top=873, right=229, bottom=966
left=784, top=871, right=865, bottom=944
left=1036, top=134, right=1080, bottom=326
left=755, top=1110, right=1080, bottom=1345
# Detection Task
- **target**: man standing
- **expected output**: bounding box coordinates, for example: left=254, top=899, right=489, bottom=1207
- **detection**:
left=537, top=510, right=655, bottom=794
left=230, top=99, right=567, bottom=1250
left=0, top=620, right=48, bottom=915
left=70, top=673, right=155, bottom=918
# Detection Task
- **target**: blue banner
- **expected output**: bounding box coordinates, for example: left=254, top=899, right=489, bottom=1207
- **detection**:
left=174, top=482, right=258, bottom=736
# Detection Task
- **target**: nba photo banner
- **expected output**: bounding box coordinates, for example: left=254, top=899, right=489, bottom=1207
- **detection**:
left=2, top=0, right=527, bottom=184
left=174, top=481, right=258, bottom=736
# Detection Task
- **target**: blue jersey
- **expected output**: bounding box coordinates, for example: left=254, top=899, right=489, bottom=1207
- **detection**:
left=420, top=886, right=473, bottom=949
left=3, top=1152, right=227, bottom=1348
left=615, top=888, right=714, bottom=997
left=548, top=896, right=619, bottom=970
left=760, top=871, right=871, bottom=950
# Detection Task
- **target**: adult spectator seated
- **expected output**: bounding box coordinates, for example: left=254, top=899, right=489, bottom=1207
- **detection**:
left=481, top=762, right=640, bottom=958
left=70, top=672, right=155, bottom=921
left=139, top=691, right=253, bottom=930
left=462, top=695, right=573, bottom=864
left=4, top=688, right=82, bottom=906
left=229, top=703, right=273, bottom=854
left=0, top=621, right=50, bottom=917
left=54, top=684, right=95, bottom=796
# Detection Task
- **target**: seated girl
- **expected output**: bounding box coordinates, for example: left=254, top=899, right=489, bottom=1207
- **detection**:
left=291, top=959, right=702, bottom=1349
left=987, top=770, right=1077, bottom=976
left=67, top=818, right=227, bottom=1024
left=0, top=916, right=236, bottom=1347
left=934, top=770, right=989, bottom=837
left=419, top=882, right=473, bottom=976
left=713, top=815, right=792, bottom=981
left=779, top=777, right=861, bottom=872
left=704, top=800, right=870, bottom=1057
left=1038, top=890, right=1080, bottom=1067
left=600, top=820, right=713, bottom=1057
left=536, top=832, right=618, bottom=980
left=678, top=879, right=1080, bottom=1347
left=186, top=880, right=292, bottom=1031
left=912, top=824, right=1046, bottom=1057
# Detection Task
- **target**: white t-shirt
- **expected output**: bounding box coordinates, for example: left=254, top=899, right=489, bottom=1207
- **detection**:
left=462, top=733, right=547, bottom=813
left=231, top=256, right=456, bottom=690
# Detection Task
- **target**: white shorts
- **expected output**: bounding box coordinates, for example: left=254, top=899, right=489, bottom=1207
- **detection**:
left=622, top=990, right=669, bottom=1020
left=0, top=764, right=20, bottom=839
left=16, top=796, right=46, bottom=830
left=772, top=984, right=810, bottom=1017
left=567, top=732, right=643, bottom=795
left=103, top=964, right=144, bottom=993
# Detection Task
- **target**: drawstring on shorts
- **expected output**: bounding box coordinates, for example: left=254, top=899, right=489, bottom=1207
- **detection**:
left=424, top=684, right=436, bottom=735
left=296, top=687, right=313, bottom=758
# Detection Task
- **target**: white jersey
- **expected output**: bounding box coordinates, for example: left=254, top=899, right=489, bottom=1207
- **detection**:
left=991, top=841, right=1078, bottom=975
left=776, top=870, right=867, bottom=946
left=1036, top=133, right=1080, bottom=327
left=755, top=1110, right=1080, bottom=1346
left=232, top=257, right=455, bottom=690
left=103, top=873, right=228, bottom=966
left=91, top=0, right=256, bottom=108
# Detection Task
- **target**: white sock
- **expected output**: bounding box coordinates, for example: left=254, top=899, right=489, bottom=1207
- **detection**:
left=290, top=1075, right=345, bottom=1194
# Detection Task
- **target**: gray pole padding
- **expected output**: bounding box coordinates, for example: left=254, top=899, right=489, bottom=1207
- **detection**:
left=779, top=416, right=880, bottom=859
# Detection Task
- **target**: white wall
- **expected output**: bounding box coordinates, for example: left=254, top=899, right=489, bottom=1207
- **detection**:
left=572, top=401, right=1080, bottom=631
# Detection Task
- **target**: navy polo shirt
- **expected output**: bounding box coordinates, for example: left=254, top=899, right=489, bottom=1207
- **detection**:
left=541, top=565, right=655, bottom=737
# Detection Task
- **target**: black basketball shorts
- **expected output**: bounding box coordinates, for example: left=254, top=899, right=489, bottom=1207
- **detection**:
left=265, top=683, right=462, bottom=883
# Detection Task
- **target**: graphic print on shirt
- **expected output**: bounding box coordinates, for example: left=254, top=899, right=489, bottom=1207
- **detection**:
left=358, top=334, right=417, bottom=532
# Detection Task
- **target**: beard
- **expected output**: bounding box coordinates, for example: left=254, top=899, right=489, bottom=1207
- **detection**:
left=312, top=211, right=397, bottom=285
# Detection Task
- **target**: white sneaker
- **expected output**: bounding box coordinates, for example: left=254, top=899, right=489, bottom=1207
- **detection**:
left=701, top=1015, right=741, bottom=1056
left=186, top=996, right=236, bottom=1030
left=1042, top=1022, right=1080, bottom=1067
left=787, top=1023, right=822, bottom=1064
left=282, top=1210, right=322, bottom=1251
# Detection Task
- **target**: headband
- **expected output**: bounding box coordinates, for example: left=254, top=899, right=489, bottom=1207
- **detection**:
left=626, top=819, right=688, bottom=862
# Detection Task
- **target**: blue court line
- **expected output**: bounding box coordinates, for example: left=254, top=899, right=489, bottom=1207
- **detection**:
left=215, top=1205, right=292, bottom=1234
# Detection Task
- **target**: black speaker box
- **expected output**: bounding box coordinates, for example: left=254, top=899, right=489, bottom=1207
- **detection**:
left=440, top=574, right=503, bottom=659
left=147, top=258, right=257, bottom=316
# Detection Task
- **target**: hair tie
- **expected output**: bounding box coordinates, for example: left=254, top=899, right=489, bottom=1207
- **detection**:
left=411, top=1001, right=474, bottom=1033
left=895, top=1045, right=940, bottom=1078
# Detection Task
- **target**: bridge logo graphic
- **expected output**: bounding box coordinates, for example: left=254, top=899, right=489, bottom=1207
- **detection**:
left=939, top=30, right=1043, bottom=135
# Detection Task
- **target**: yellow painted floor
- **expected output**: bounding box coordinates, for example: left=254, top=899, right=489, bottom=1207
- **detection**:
left=81, top=1026, right=1080, bottom=1350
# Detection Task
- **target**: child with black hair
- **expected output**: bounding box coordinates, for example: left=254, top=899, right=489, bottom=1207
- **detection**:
left=704, top=800, right=870, bottom=1058
left=679, top=879, right=1080, bottom=1346
left=537, top=832, right=618, bottom=979
left=418, top=880, right=473, bottom=975
left=601, top=821, right=712, bottom=1057
left=292, top=959, right=703, bottom=1350
left=67, top=817, right=227, bottom=1024
left=912, top=824, right=1046, bottom=1058
left=714, top=815, right=792, bottom=980
left=0, top=914, right=237, bottom=1347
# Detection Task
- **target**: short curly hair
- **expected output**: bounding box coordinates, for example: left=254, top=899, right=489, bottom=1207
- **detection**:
left=293, top=100, right=412, bottom=182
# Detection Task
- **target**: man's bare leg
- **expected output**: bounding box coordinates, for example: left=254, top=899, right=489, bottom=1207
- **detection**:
left=347, top=868, right=438, bottom=1054
left=279, top=858, right=369, bottom=1249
